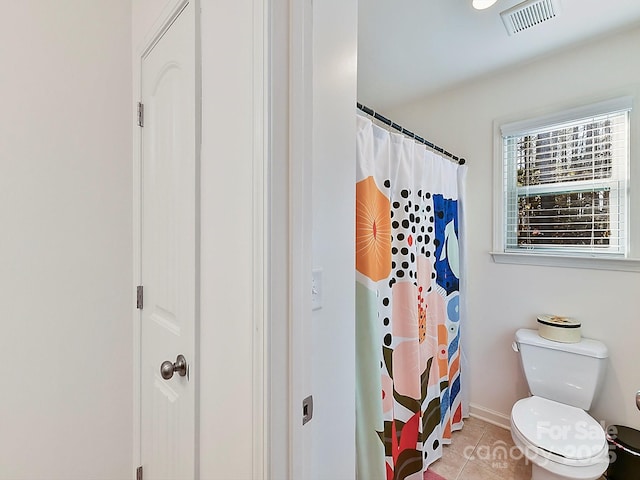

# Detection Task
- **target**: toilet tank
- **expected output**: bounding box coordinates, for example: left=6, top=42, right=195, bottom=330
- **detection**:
left=514, top=328, right=608, bottom=410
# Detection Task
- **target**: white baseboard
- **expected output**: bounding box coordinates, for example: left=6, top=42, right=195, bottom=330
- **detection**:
left=469, top=403, right=511, bottom=430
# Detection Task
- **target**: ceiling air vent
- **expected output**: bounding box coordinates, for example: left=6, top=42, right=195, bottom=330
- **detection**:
left=500, top=0, right=561, bottom=36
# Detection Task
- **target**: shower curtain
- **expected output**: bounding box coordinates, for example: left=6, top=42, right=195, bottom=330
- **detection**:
left=356, top=114, right=468, bottom=480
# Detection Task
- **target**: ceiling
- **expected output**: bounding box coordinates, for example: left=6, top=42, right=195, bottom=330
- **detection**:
left=357, top=0, right=640, bottom=110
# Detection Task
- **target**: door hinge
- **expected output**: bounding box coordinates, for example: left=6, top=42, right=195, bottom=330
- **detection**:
left=136, top=285, right=144, bottom=309
left=136, top=465, right=143, bottom=480
left=137, top=102, right=144, bottom=127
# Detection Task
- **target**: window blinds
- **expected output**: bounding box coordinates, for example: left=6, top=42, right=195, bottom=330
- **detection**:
left=502, top=104, right=630, bottom=256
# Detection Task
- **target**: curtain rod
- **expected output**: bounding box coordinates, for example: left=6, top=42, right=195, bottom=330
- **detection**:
left=357, top=103, right=466, bottom=165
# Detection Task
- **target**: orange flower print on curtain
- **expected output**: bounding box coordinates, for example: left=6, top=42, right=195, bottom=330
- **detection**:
left=356, top=176, right=392, bottom=281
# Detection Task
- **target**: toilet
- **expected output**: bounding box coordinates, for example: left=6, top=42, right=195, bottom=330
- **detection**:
left=511, top=328, right=610, bottom=480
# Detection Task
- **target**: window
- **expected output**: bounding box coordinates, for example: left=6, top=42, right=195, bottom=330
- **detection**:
left=499, top=97, right=631, bottom=259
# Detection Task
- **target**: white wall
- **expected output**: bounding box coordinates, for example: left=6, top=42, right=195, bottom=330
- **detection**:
left=311, top=0, right=358, bottom=478
left=0, top=1, right=133, bottom=478
left=387, top=26, right=640, bottom=430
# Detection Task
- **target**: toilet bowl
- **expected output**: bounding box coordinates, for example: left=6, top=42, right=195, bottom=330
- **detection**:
left=510, top=396, right=608, bottom=480
left=511, top=329, right=610, bottom=480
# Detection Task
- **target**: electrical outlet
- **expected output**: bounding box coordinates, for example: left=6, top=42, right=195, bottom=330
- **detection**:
left=311, top=268, right=323, bottom=310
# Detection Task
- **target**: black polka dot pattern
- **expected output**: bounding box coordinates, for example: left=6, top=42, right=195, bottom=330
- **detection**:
left=375, top=173, right=440, bottom=353
left=387, top=183, right=437, bottom=288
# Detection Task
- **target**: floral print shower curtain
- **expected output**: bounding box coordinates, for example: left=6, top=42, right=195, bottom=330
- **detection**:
left=356, top=115, right=468, bottom=480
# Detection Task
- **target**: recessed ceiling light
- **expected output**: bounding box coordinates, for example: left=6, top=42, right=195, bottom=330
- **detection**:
left=473, top=0, right=498, bottom=9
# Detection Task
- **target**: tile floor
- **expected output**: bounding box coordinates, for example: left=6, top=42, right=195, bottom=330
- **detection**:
left=428, top=416, right=606, bottom=480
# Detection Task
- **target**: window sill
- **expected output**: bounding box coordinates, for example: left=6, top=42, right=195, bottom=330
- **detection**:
left=490, top=251, right=640, bottom=272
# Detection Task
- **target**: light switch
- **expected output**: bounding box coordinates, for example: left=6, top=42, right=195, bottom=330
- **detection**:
left=311, top=268, right=323, bottom=310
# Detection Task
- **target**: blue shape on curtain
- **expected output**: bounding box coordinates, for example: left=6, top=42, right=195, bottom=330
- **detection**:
left=448, top=328, right=460, bottom=360
left=433, top=195, right=459, bottom=295
left=447, top=295, right=460, bottom=322
left=441, top=328, right=462, bottom=421
left=440, top=389, right=450, bottom=423
left=450, top=375, right=461, bottom=404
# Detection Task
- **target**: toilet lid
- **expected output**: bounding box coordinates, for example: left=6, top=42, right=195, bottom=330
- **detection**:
left=512, top=396, right=606, bottom=461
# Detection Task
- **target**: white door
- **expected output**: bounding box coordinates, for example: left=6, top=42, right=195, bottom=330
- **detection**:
left=139, top=3, right=196, bottom=479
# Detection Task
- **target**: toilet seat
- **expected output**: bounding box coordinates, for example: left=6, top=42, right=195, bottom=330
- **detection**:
left=511, top=396, right=608, bottom=467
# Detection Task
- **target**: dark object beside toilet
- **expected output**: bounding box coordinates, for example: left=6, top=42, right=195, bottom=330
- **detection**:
left=606, top=425, right=640, bottom=479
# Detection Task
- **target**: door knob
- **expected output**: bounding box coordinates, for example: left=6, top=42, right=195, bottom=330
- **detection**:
left=160, top=354, right=187, bottom=380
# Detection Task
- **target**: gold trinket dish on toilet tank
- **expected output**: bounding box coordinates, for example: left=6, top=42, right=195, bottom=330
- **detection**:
left=536, top=314, right=582, bottom=343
